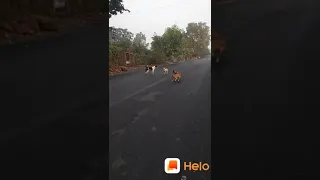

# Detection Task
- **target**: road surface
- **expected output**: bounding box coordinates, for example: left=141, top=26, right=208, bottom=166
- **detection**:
left=212, top=0, right=320, bottom=178
left=3, top=0, right=320, bottom=178
left=1, top=23, right=109, bottom=179
left=109, top=57, right=211, bottom=180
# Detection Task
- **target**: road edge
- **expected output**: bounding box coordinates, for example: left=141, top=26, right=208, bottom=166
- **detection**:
left=108, top=61, right=186, bottom=78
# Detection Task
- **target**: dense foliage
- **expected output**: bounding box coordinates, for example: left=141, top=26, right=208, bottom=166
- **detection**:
left=108, top=0, right=130, bottom=18
left=109, top=22, right=211, bottom=66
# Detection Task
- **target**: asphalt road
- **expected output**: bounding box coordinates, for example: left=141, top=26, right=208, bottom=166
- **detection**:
left=212, top=0, right=320, bottom=179
left=3, top=0, right=320, bottom=179
left=1, top=22, right=109, bottom=179
left=109, top=58, right=212, bottom=180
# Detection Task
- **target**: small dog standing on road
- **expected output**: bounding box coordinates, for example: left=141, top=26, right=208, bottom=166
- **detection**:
left=163, top=67, right=168, bottom=75
left=145, top=65, right=157, bottom=75
left=172, top=70, right=181, bottom=82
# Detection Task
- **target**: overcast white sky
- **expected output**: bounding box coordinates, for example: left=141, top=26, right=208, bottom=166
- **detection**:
left=109, top=0, right=211, bottom=44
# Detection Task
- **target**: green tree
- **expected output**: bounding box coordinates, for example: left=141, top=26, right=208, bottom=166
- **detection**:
left=110, top=27, right=134, bottom=42
left=181, top=32, right=193, bottom=60
left=132, top=32, right=149, bottom=64
left=109, top=27, right=133, bottom=65
left=151, top=34, right=163, bottom=53
left=133, top=32, right=148, bottom=50
left=109, top=0, right=130, bottom=18
left=150, top=34, right=167, bottom=64
left=161, top=25, right=185, bottom=61
left=186, top=22, right=211, bottom=57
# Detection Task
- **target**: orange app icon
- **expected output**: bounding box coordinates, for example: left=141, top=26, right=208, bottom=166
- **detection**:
left=164, top=158, right=180, bottom=174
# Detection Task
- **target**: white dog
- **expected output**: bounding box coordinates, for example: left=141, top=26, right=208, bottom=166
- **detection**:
left=145, top=65, right=157, bottom=75
left=163, top=67, right=168, bottom=75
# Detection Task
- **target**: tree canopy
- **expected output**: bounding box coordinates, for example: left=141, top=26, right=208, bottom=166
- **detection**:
left=109, top=0, right=130, bottom=18
left=109, top=22, right=211, bottom=67
left=186, top=22, right=211, bottom=57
